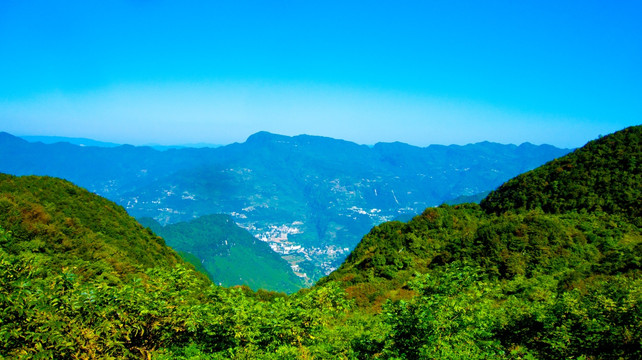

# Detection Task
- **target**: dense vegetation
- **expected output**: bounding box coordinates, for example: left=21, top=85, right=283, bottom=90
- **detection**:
left=0, top=125, right=640, bottom=358
left=482, top=125, right=641, bottom=226
left=0, top=174, right=182, bottom=282
left=139, top=215, right=305, bottom=293
left=321, top=205, right=642, bottom=306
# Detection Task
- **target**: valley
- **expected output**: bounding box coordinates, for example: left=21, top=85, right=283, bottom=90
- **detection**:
left=0, top=125, right=639, bottom=358
left=0, top=131, right=571, bottom=288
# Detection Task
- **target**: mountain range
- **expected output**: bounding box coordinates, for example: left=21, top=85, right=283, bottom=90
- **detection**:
left=0, top=125, right=639, bottom=359
left=0, top=131, right=571, bottom=286
left=18, top=135, right=222, bottom=151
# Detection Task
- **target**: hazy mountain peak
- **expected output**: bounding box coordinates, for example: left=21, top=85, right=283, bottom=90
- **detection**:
left=0, top=132, right=27, bottom=144
left=245, top=131, right=286, bottom=144
left=19, top=135, right=122, bottom=148
left=372, top=141, right=413, bottom=150
left=245, top=131, right=363, bottom=147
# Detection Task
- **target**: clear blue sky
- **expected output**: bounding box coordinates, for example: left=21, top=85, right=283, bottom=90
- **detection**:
left=0, top=0, right=640, bottom=147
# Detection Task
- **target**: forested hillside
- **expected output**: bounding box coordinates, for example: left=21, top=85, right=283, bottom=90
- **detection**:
left=139, top=215, right=306, bottom=292
left=316, top=126, right=642, bottom=358
left=323, top=125, right=642, bottom=303
left=0, top=174, right=183, bottom=281
left=0, top=126, right=640, bottom=359
left=482, top=125, right=641, bottom=225
left=0, top=176, right=350, bottom=358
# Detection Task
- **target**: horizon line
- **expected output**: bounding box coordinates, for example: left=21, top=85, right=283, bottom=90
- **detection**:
left=8, top=130, right=578, bottom=150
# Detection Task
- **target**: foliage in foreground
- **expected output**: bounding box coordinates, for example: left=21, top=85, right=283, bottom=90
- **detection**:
left=2, top=216, right=641, bottom=359
left=0, top=230, right=353, bottom=359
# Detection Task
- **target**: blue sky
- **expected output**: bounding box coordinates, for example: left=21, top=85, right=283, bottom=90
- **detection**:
left=0, top=1, right=640, bottom=147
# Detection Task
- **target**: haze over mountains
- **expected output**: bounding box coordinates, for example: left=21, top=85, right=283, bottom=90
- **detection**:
left=0, top=131, right=571, bottom=287
left=19, top=135, right=222, bottom=151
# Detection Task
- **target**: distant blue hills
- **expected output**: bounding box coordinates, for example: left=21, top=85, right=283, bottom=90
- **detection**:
left=0, top=130, right=572, bottom=289
left=19, top=135, right=122, bottom=148
left=18, top=135, right=222, bottom=150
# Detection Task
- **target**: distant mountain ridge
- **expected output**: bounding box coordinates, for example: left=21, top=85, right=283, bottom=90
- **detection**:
left=0, top=130, right=572, bottom=284
left=18, top=134, right=221, bottom=150
left=19, top=135, right=122, bottom=148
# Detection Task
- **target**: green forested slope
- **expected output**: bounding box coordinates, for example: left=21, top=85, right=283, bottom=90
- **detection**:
left=324, top=126, right=642, bottom=302
left=139, top=215, right=305, bottom=293
left=320, top=204, right=641, bottom=308
left=314, top=126, right=642, bottom=358
left=0, top=174, right=183, bottom=281
left=482, top=125, right=641, bottom=225
left=0, top=173, right=355, bottom=359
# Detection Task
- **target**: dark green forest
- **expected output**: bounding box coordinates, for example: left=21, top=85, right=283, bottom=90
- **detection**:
left=1, top=125, right=640, bottom=359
